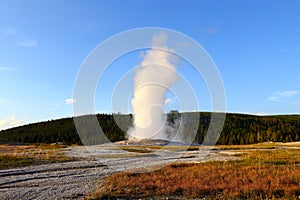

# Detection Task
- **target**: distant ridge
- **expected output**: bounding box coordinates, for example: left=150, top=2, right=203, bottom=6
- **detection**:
left=0, top=112, right=300, bottom=145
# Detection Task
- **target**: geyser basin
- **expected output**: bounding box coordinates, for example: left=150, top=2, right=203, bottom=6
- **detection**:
left=114, top=138, right=196, bottom=146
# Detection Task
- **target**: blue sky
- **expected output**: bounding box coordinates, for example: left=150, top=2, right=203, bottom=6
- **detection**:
left=0, top=0, right=300, bottom=130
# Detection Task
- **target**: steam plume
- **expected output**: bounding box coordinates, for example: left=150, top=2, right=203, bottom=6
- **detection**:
left=127, top=32, right=179, bottom=140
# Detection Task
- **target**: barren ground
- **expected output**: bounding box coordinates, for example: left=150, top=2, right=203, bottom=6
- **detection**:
left=0, top=142, right=240, bottom=200
left=3, top=141, right=298, bottom=199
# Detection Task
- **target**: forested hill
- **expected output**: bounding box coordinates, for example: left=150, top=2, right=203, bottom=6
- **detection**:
left=0, top=112, right=299, bottom=145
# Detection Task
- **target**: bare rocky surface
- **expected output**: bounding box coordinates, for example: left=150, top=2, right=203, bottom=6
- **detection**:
left=0, top=160, right=110, bottom=200
left=0, top=141, right=239, bottom=200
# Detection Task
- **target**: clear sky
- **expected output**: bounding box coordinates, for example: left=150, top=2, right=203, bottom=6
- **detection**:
left=0, top=0, right=300, bottom=130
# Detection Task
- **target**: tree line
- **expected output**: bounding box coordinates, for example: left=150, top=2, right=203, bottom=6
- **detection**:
left=0, top=112, right=299, bottom=145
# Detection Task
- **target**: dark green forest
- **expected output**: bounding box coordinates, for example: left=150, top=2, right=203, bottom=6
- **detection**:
left=0, top=112, right=300, bottom=145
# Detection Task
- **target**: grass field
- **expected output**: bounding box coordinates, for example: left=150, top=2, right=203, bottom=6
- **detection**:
left=0, top=144, right=75, bottom=169
left=92, top=143, right=300, bottom=199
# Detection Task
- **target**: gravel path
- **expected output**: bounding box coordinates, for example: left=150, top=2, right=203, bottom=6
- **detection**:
left=0, top=160, right=110, bottom=199
left=0, top=145, right=238, bottom=200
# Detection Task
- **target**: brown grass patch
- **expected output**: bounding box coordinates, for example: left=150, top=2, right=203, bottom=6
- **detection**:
left=92, top=148, right=300, bottom=199
left=0, top=144, right=74, bottom=169
left=118, top=146, right=154, bottom=153
left=94, top=163, right=300, bottom=199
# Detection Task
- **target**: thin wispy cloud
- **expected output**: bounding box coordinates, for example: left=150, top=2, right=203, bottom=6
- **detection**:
left=294, top=102, right=300, bottom=107
left=242, top=111, right=268, bottom=116
left=65, top=98, right=77, bottom=105
left=2, top=27, right=16, bottom=36
left=0, top=66, right=19, bottom=71
left=54, top=103, right=60, bottom=108
left=254, top=112, right=267, bottom=116
left=0, top=98, right=15, bottom=105
left=2, top=27, right=38, bottom=47
left=268, top=90, right=299, bottom=101
left=17, top=39, right=38, bottom=47
left=277, top=90, right=299, bottom=97
left=268, top=96, right=280, bottom=101
left=0, top=116, right=26, bottom=130
left=205, top=22, right=221, bottom=35
left=164, top=98, right=172, bottom=105
left=280, top=48, right=289, bottom=52
left=206, top=27, right=219, bottom=35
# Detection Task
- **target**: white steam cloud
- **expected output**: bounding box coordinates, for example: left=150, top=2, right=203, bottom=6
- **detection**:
left=127, top=32, right=179, bottom=140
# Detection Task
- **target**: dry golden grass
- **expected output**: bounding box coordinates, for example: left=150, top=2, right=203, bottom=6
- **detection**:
left=0, top=144, right=74, bottom=169
left=92, top=146, right=300, bottom=199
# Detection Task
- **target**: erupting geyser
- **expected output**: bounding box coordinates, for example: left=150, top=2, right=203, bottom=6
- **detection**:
left=127, top=32, right=179, bottom=140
